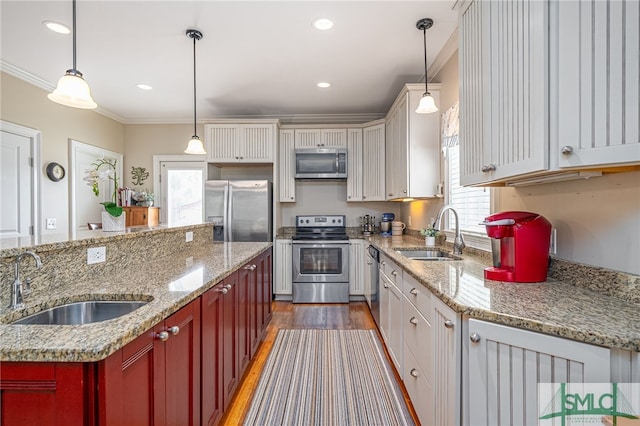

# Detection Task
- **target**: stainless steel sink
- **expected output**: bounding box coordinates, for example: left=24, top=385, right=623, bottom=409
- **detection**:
left=395, top=249, right=461, bottom=261
left=12, top=300, right=149, bottom=325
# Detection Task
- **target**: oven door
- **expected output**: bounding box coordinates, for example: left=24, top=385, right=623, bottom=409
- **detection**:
left=292, top=240, right=349, bottom=283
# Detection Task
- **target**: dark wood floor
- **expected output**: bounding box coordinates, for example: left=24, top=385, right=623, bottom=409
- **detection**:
left=221, top=301, right=419, bottom=425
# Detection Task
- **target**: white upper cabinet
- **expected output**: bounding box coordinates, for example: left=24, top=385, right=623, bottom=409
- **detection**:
left=346, top=128, right=363, bottom=202
left=278, top=129, right=295, bottom=203
left=294, top=128, right=347, bottom=148
left=459, top=0, right=548, bottom=185
left=553, top=0, right=640, bottom=168
left=205, top=122, right=276, bottom=163
left=385, top=84, right=441, bottom=200
left=362, top=123, right=386, bottom=201
left=347, top=122, right=386, bottom=202
left=459, top=0, right=639, bottom=186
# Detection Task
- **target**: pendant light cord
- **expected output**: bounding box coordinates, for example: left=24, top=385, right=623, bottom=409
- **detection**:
left=192, top=33, right=197, bottom=137
left=422, top=26, right=428, bottom=95
left=72, top=0, right=77, bottom=71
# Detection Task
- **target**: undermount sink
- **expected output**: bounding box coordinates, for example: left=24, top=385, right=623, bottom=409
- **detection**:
left=12, top=300, right=149, bottom=325
left=395, top=249, right=461, bottom=261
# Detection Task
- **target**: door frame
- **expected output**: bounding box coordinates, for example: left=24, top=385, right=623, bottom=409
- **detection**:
left=0, top=120, right=41, bottom=240
left=152, top=154, right=205, bottom=223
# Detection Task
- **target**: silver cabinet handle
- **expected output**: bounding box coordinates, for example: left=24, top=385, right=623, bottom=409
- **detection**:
left=561, top=145, right=573, bottom=154
left=410, top=368, right=419, bottom=378
left=391, top=270, right=397, bottom=276
left=381, top=261, right=386, bottom=266
left=366, top=261, right=372, bottom=265
left=470, top=333, right=481, bottom=343
left=224, top=284, right=232, bottom=290
left=388, top=193, right=393, bottom=196
left=216, top=287, right=228, bottom=294
left=444, top=320, right=454, bottom=329
left=409, top=317, right=418, bottom=325
left=410, top=288, right=418, bottom=295
left=481, top=164, right=496, bottom=173
left=167, top=326, right=180, bottom=335
left=383, top=283, right=389, bottom=289
left=156, top=331, right=169, bottom=341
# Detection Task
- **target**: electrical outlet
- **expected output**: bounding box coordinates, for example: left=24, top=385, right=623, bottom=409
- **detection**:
left=549, top=228, right=557, bottom=255
left=46, top=218, right=56, bottom=230
left=87, top=247, right=106, bottom=264
left=408, top=216, right=412, bottom=226
left=185, top=231, right=193, bottom=242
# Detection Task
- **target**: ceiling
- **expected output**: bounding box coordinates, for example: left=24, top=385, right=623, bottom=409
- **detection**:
left=1, top=1, right=459, bottom=124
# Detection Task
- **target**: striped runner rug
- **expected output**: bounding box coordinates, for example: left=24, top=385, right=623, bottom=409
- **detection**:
left=243, top=329, right=415, bottom=426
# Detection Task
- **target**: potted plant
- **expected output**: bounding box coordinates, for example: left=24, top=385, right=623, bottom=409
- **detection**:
left=420, top=225, right=438, bottom=246
left=84, top=158, right=125, bottom=231
left=132, top=190, right=155, bottom=207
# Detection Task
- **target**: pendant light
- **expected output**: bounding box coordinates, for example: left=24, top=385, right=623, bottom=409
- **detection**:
left=48, top=0, right=97, bottom=109
left=184, top=28, right=206, bottom=155
left=415, top=18, right=438, bottom=114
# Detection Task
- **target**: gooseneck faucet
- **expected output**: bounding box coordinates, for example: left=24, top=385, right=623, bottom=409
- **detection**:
left=11, top=251, right=42, bottom=309
left=435, top=205, right=466, bottom=255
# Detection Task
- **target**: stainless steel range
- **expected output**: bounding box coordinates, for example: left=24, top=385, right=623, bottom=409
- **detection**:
left=292, top=215, right=349, bottom=303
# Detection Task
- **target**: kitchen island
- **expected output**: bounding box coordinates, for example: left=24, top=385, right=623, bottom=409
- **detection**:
left=0, top=224, right=272, bottom=426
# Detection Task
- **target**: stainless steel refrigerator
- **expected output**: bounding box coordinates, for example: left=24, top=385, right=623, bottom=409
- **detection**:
left=205, top=180, right=272, bottom=242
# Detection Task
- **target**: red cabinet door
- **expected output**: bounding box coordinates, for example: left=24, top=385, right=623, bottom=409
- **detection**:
left=99, top=325, right=163, bottom=426
left=221, top=273, right=239, bottom=410
left=164, top=299, right=201, bottom=426
left=201, top=283, right=224, bottom=426
left=237, top=265, right=251, bottom=375
left=1, top=363, right=91, bottom=426
left=262, top=249, right=273, bottom=329
left=249, top=259, right=261, bottom=356
left=99, top=300, right=200, bottom=426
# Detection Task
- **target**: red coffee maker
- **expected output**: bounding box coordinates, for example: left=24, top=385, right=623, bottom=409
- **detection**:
left=482, top=211, right=552, bottom=283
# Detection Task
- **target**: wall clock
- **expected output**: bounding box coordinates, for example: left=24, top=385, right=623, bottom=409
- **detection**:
left=46, top=162, right=65, bottom=182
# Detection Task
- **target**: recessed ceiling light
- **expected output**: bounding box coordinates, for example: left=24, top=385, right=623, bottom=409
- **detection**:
left=317, top=82, right=331, bottom=88
left=137, top=84, right=153, bottom=90
left=313, top=18, right=333, bottom=30
left=43, top=20, right=70, bottom=34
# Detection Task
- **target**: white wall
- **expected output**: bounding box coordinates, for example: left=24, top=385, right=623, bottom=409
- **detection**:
left=279, top=180, right=402, bottom=228
left=0, top=72, right=124, bottom=236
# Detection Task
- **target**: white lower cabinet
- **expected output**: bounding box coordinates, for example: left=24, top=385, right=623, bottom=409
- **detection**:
left=379, top=254, right=403, bottom=372
left=432, top=297, right=460, bottom=426
left=465, top=318, right=611, bottom=426
left=403, top=341, right=434, bottom=425
left=273, top=239, right=292, bottom=297
left=348, top=239, right=365, bottom=296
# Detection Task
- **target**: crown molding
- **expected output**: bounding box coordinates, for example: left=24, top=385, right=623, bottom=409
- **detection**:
left=427, top=27, right=458, bottom=83
left=1, top=60, right=127, bottom=124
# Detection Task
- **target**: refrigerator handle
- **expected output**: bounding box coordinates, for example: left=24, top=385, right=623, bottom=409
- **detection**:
left=225, top=183, right=232, bottom=241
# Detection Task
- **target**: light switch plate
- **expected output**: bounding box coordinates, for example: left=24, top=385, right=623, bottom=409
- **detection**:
left=186, top=231, right=193, bottom=242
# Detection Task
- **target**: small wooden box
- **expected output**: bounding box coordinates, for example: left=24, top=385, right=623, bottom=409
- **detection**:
left=122, top=206, right=159, bottom=227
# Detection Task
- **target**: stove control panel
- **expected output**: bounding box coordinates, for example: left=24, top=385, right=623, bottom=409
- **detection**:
left=296, top=215, right=345, bottom=228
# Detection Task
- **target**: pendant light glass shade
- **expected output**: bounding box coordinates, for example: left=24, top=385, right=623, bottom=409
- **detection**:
left=415, top=18, right=437, bottom=114
left=48, top=0, right=97, bottom=109
left=416, top=92, right=438, bottom=114
left=184, top=135, right=206, bottom=155
left=184, top=29, right=206, bottom=155
left=48, top=70, right=97, bottom=109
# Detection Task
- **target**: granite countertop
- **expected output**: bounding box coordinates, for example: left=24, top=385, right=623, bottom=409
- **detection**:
left=367, top=234, right=640, bottom=351
left=0, top=241, right=271, bottom=362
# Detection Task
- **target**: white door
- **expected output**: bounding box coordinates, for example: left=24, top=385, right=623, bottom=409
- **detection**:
left=159, top=161, right=206, bottom=226
left=1, top=129, right=34, bottom=238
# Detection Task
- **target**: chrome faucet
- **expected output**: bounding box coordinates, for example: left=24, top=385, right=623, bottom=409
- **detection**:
left=435, top=205, right=466, bottom=255
left=10, top=251, right=42, bottom=309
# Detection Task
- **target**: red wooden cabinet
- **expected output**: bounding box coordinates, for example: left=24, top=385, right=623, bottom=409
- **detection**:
left=238, top=265, right=252, bottom=375
left=221, top=273, right=239, bottom=410
left=201, top=280, right=224, bottom=426
left=98, top=298, right=201, bottom=426
left=0, top=363, right=93, bottom=426
left=260, top=249, right=273, bottom=333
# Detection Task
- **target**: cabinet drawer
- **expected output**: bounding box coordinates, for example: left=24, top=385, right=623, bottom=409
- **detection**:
left=403, top=342, right=434, bottom=426
left=379, top=255, right=401, bottom=284
left=402, top=273, right=432, bottom=318
left=403, top=299, right=432, bottom=375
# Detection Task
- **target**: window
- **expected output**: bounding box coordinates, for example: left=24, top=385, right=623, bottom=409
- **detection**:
left=158, top=160, right=206, bottom=226
left=442, top=103, right=491, bottom=238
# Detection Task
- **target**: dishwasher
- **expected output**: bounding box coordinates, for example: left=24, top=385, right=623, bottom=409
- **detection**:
left=366, top=245, right=380, bottom=328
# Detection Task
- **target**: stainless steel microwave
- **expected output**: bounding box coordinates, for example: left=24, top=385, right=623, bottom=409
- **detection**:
left=294, top=148, right=347, bottom=179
